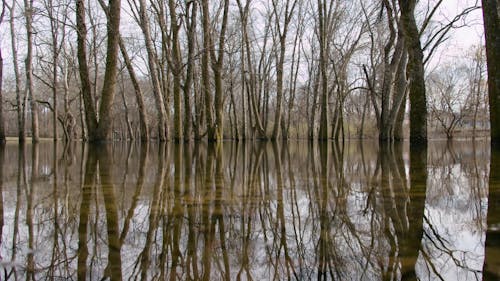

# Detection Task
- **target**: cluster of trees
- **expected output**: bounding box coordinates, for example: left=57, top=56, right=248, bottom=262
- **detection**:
left=0, top=0, right=498, bottom=144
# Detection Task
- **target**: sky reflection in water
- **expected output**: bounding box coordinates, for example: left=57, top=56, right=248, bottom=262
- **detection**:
left=0, top=140, right=495, bottom=280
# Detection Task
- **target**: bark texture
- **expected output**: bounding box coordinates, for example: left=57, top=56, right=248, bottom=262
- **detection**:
left=399, top=0, right=427, bottom=145
left=482, top=0, right=500, bottom=145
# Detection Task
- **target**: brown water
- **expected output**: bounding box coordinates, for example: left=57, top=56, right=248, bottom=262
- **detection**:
left=0, top=140, right=498, bottom=280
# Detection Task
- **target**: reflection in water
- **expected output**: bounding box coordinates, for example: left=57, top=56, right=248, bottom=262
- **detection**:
left=484, top=145, right=500, bottom=280
left=0, top=141, right=492, bottom=280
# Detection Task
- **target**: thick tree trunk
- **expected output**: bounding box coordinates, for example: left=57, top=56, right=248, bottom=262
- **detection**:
left=76, top=0, right=98, bottom=138
left=201, top=0, right=215, bottom=140
left=213, top=0, right=230, bottom=142
left=94, top=0, right=121, bottom=141
left=77, top=0, right=121, bottom=142
left=183, top=1, right=197, bottom=142
left=482, top=0, right=500, bottom=145
left=0, top=37, right=4, bottom=142
left=0, top=2, right=4, bottom=142
left=168, top=0, right=183, bottom=142
left=399, top=0, right=428, bottom=145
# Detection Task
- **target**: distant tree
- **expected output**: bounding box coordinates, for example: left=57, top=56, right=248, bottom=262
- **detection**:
left=428, top=66, right=471, bottom=139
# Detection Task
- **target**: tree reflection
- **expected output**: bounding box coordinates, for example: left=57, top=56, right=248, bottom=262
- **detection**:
left=484, top=145, right=500, bottom=279
left=401, top=145, right=427, bottom=280
left=0, top=141, right=491, bottom=280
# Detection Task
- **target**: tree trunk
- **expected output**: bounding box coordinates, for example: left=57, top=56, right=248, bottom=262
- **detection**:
left=137, top=0, right=167, bottom=141
left=119, top=76, right=134, bottom=140
left=76, top=0, right=98, bottom=138
left=399, top=0, right=428, bottom=145
left=183, top=0, right=197, bottom=142
left=77, top=0, right=121, bottom=142
left=212, top=0, right=230, bottom=142
left=24, top=0, right=38, bottom=143
left=118, top=37, right=149, bottom=141
left=168, top=0, right=183, bottom=142
left=481, top=0, right=500, bottom=145
left=10, top=1, right=25, bottom=142
left=271, top=0, right=298, bottom=141
left=201, top=0, right=215, bottom=140
left=47, top=0, right=61, bottom=142
left=0, top=6, right=4, bottom=142
left=317, top=0, right=329, bottom=141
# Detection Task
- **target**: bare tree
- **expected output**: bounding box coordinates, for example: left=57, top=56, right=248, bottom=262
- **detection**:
left=428, top=66, right=471, bottom=139
left=132, top=0, right=168, bottom=141
left=76, top=0, right=122, bottom=141
left=118, top=37, right=149, bottom=141
left=8, top=0, right=27, bottom=142
left=316, top=0, right=331, bottom=141
left=270, top=0, right=298, bottom=140
left=201, top=0, right=230, bottom=142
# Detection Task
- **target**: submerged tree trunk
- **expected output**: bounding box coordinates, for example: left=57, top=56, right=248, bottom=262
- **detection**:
left=481, top=0, right=500, bottom=145
left=399, top=0, right=427, bottom=145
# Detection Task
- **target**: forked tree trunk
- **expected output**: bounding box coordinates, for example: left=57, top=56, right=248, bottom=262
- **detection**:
left=76, top=0, right=121, bottom=142
left=399, top=0, right=427, bottom=146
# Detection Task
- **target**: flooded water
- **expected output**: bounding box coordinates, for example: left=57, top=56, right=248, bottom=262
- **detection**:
left=0, top=140, right=498, bottom=280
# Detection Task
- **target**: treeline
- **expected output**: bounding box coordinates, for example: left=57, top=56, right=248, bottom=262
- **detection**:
left=0, top=0, right=498, bottom=144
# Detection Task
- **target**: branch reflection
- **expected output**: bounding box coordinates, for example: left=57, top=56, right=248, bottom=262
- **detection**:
left=0, top=141, right=490, bottom=280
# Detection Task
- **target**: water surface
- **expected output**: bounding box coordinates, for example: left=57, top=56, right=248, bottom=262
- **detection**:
left=0, top=140, right=498, bottom=280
